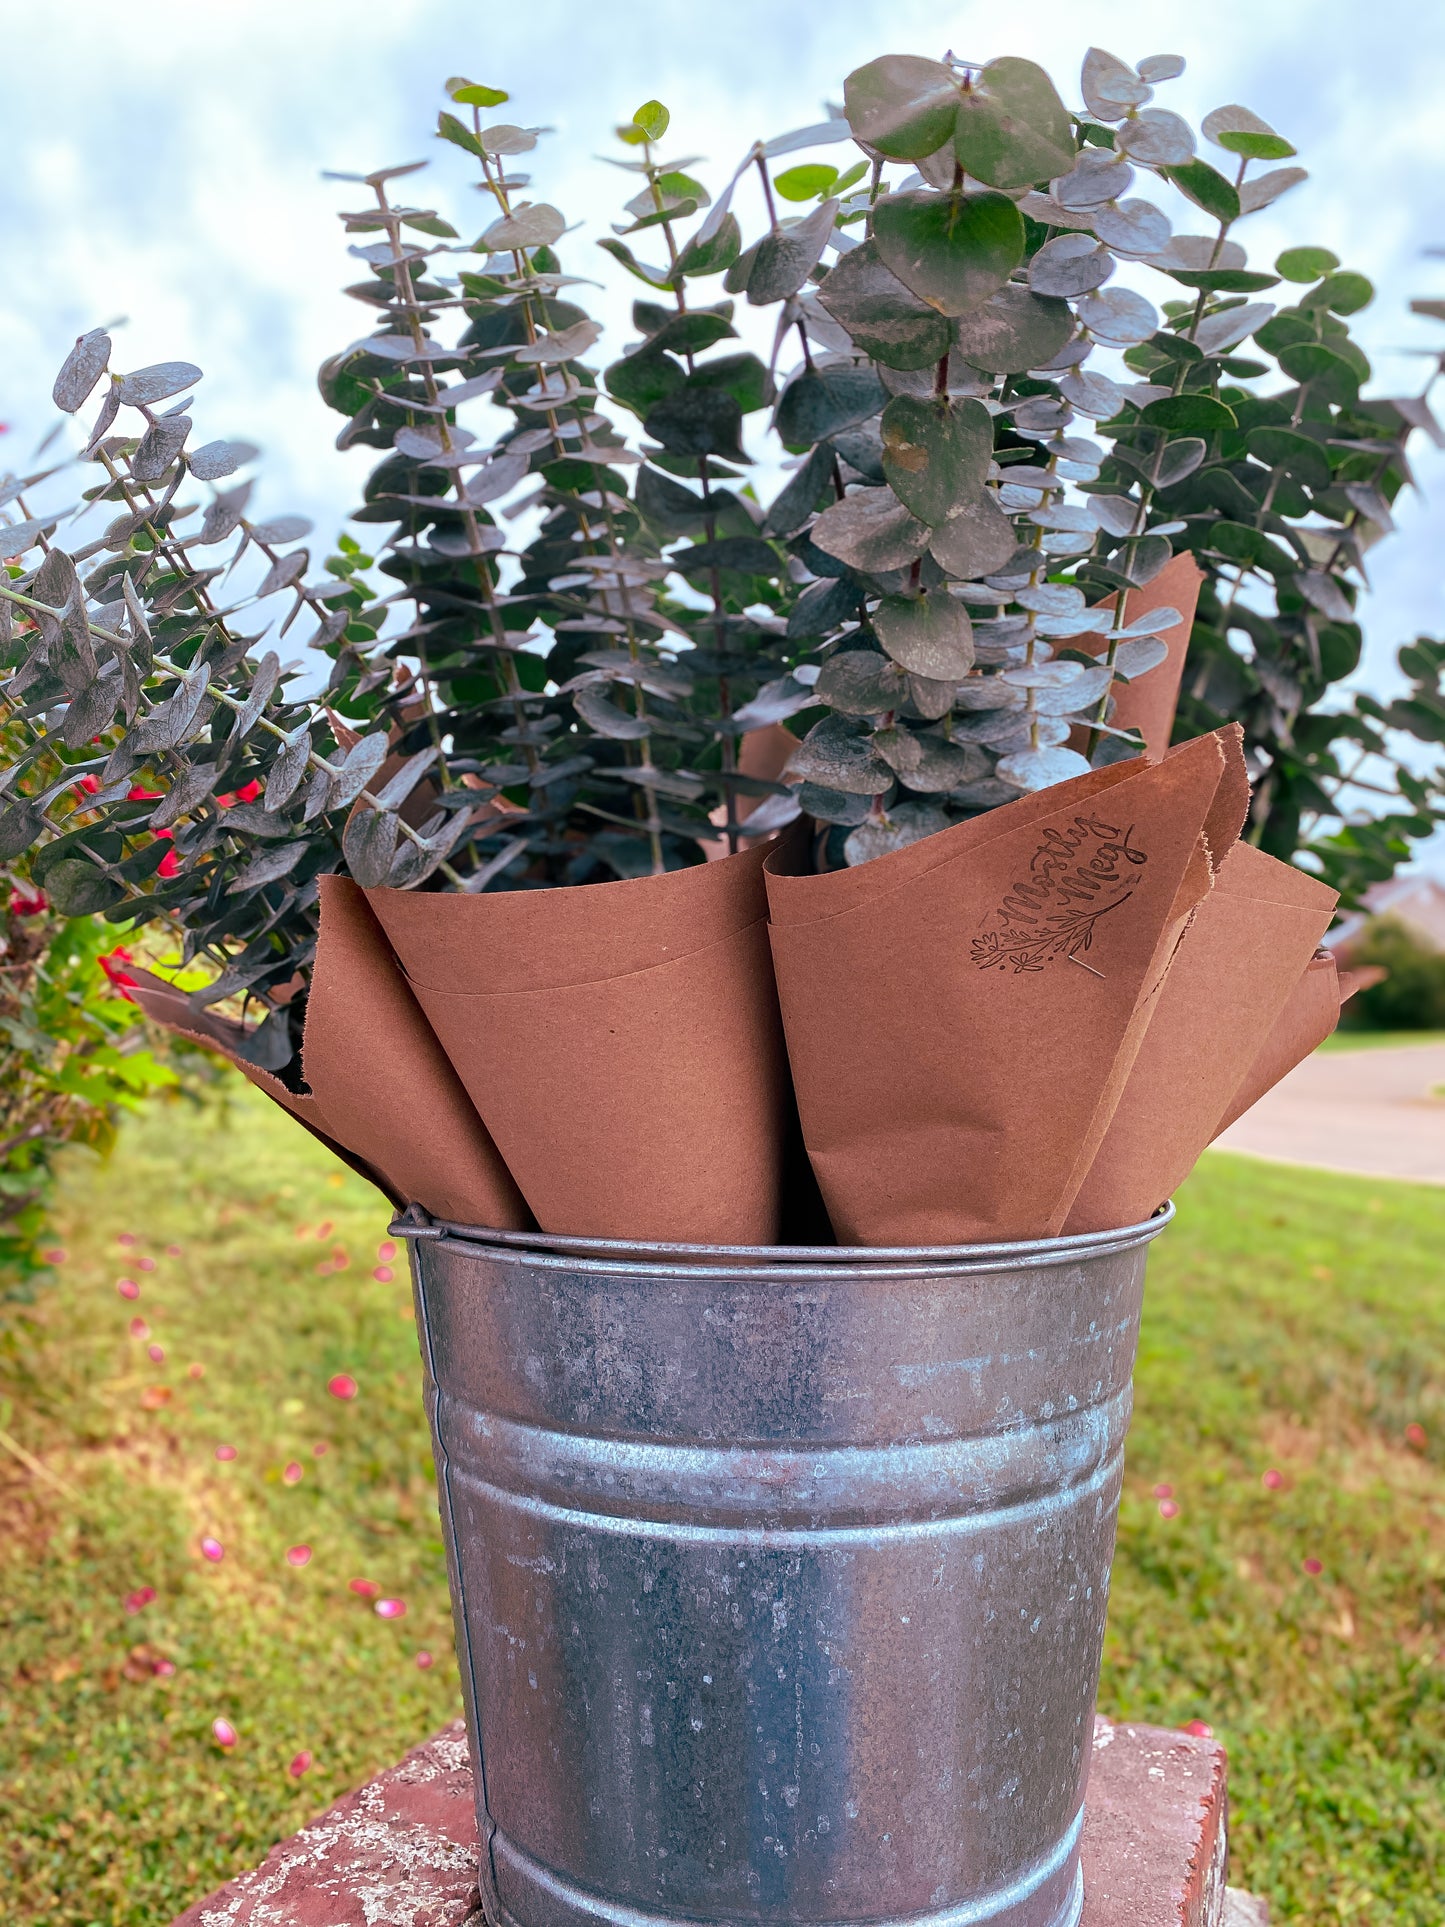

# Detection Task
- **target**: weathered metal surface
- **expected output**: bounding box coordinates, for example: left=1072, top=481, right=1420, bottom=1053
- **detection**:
left=400, top=1212, right=1169, bottom=1927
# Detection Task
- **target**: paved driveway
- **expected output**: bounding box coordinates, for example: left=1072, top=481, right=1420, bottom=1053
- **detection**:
left=1215, top=1042, right=1445, bottom=1185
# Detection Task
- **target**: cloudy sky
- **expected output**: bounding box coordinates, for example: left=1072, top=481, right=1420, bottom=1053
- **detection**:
left=3, top=0, right=1444, bottom=840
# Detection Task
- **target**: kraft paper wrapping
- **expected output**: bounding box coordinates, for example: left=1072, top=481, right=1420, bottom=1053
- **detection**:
left=365, top=841, right=793, bottom=1243
left=1213, top=949, right=1343, bottom=1135
left=125, top=880, right=531, bottom=1229
left=302, top=877, right=530, bottom=1227
left=1076, top=552, right=1203, bottom=760
left=125, top=967, right=398, bottom=1202
left=1065, top=842, right=1339, bottom=1232
left=765, top=728, right=1248, bottom=1245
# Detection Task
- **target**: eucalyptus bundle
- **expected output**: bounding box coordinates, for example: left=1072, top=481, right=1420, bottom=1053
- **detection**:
left=0, top=42, right=1441, bottom=1092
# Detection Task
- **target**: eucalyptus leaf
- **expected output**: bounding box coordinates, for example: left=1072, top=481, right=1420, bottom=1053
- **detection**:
left=872, top=189, right=1026, bottom=318
left=994, top=743, right=1092, bottom=790
left=1081, top=47, right=1151, bottom=121
left=897, top=734, right=989, bottom=791
left=814, top=649, right=910, bottom=715
left=811, top=486, right=930, bottom=572
left=115, top=362, right=204, bottom=408
left=873, top=589, right=975, bottom=678
left=748, top=198, right=838, bottom=305
left=343, top=806, right=403, bottom=888
left=130, top=412, right=192, bottom=481
left=264, top=724, right=312, bottom=811
left=1028, top=232, right=1115, bottom=298
left=53, top=329, right=111, bottom=412
left=46, top=857, right=126, bottom=915
left=227, top=842, right=305, bottom=895
left=951, top=286, right=1074, bottom=373
left=644, top=386, right=749, bottom=462
left=1115, top=110, right=1194, bottom=166
left=879, top=395, right=992, bottom=525
left=127, top=664, right=212, bottom=755
left=786, top=713, right=895, bottom=794
left=952, top=56, right=1074, bottom=190
left=482, top=203, right=566, bottom=249
left=844, top=799, right=949, bottom=864
left=776, top=364, right=887, bottom=450
left=927, top=491, right=1018, bottom=577
left=1112, top=637, right=1170, bottom=680
left=816, top=238, right=952, bottom=369
left=843, top=55, right=961, bottom=160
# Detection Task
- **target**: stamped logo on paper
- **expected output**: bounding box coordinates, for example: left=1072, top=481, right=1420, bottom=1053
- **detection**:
left=971, top=815, right=1148, bottom=975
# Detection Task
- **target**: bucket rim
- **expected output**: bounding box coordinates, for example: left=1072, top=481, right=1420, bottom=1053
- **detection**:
left=389, top=1199, right=1173, bottom=1279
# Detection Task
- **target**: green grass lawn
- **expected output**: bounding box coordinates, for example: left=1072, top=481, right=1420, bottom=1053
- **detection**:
left=1, top=1085, right=1441, bottom=1925
left=1320, top=1028, right=1445, bottom=1052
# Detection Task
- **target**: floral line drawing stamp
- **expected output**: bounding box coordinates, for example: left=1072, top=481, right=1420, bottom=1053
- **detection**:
left=972, top=815, right=1149, bottom=974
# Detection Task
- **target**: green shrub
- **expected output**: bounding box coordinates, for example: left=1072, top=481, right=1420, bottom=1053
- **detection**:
left=1339, top=916, right=1445, bottom=1030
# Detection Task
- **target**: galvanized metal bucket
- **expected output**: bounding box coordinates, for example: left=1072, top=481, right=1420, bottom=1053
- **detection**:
left=395, top=1206, right=1171, bottom=1927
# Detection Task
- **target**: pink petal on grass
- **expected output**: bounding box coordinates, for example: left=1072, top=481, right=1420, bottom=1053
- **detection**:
left=286, top=1544, right=312, bottom=1568
left=1303, top=1557, right=1323, bottom=1577
left=1262, top=1469, right=1284, bottom=1490
left=124, top=1586, right=156, bottom=1614
left=1158, top=1499, right=1180, bottom=1520
left=288, top=1749, right=313, bottom=1778
left=415, top=1649, right=434, bottom=1670
left=1405, top=1422, right=1427, bottom=1450
left=129, top=1318, right=150, bottom=1340
left=165, top=1244, right=182, bottom=1257
left=372, top=1266, right=394, bottom=1283
left=201, top=1536, right=225, bottom=1562
left=153, top=1658, right=176, bottom=1678
left=328, top=1374, right=358, bottom=1401
left=212, top=1717, right=237, bottom=1749
left=378, top=1241, right=397, bottom=1263
left=118, top=1233, right=137, bottom=1247
left=215, top=1444, right=237, bottom=1462
left=1184, top=1719, right=1214, bottom=1739
left=375, top=1597, right=406, bottom=1619
left=138, top=1257, right=156, bottom=1273
left=1152, top=1483, right=1173, bottom=1499
left=312, top=1441, right=329, bottom=1457
left=117, top=1278, right=140, bottom=1301
left=188, top=1362, right=205, bottom=1380
left=316, top=1222, right=333, bottom=1240
left=42, top=1247, right=67, bottom=1264
left=147, top=1343, right=165, bottom=1364
left=350, top=1578, right=379, bottom=1599
left=283, top=1461, right=303, bottom=1485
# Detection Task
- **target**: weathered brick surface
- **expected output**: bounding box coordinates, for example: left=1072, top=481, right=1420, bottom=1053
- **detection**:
left=176, top=1714, right=1258, bottom=1927
left=1083, top=1716, right=1229, bottom=1926
left=172, top=1724, right=480, bottom=1927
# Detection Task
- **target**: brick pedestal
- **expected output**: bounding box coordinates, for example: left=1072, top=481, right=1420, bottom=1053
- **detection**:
left=174, top=1717, right=1266, bottom=1927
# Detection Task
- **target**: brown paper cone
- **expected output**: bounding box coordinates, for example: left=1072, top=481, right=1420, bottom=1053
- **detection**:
left=1213, top=949, right=1343, bottom=1135
left=765, top=728, right=1246, bottom=1245
left=302, top=877, right=531, bottom=1228
left=365, top=841, right=793, bottom=1243
left=1064, top=842, right=1338, bottom=1232
left=125, top=968, right=399, bottom=1202
left=1075, top=552, right=1203, bottom=761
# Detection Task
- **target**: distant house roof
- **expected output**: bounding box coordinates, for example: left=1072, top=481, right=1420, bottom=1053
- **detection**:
left=1326, top=873, right=1445, bottom=953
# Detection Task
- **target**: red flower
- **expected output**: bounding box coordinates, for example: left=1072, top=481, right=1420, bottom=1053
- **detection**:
left=72, top=773, right=101, bottom=802
left=152, top=828, right=180, bottom=879
left=99, top=946, right=139, bottom=1001
left=8, top=890, right=47, bottom=916
left=217, top=780, right=262, bottom=810
left=127, top=784, right=163, bottom=802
